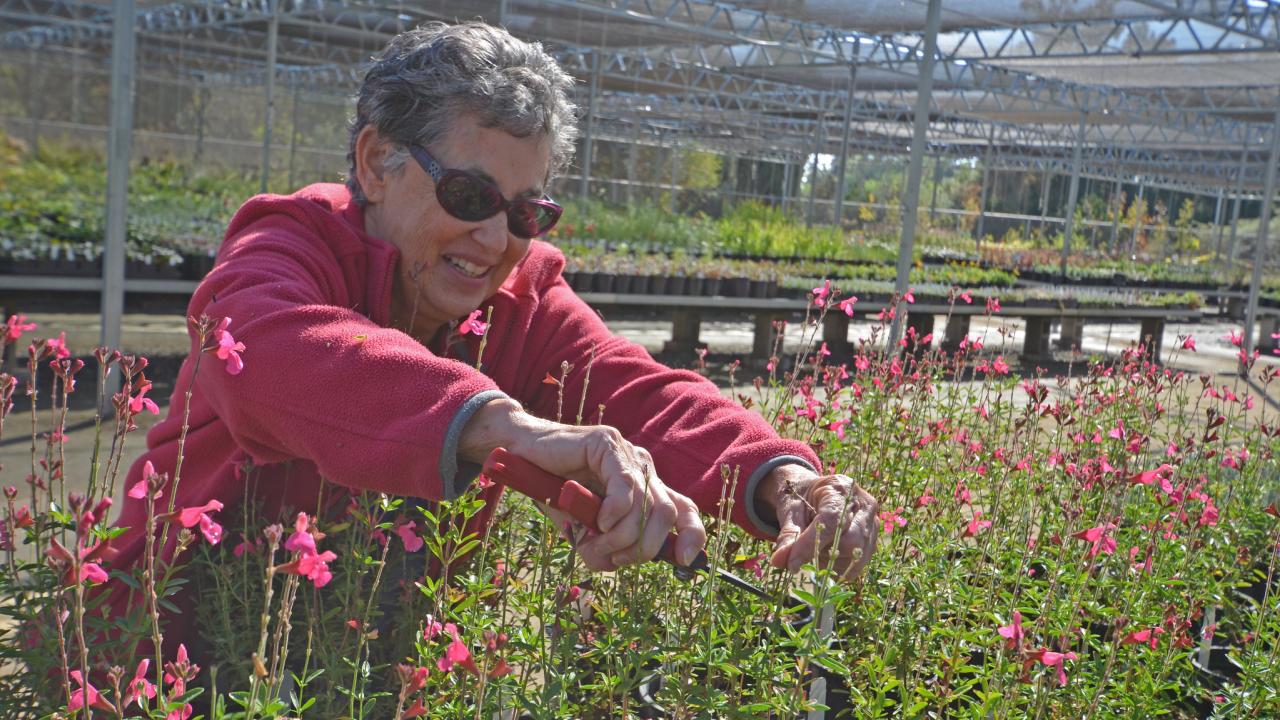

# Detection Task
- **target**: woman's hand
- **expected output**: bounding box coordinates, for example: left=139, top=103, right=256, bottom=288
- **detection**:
left=459, top=398, right=706, bottom=572
left=758, top=464, right=878, bottom=580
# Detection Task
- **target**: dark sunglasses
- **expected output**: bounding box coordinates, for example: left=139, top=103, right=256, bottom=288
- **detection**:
left=408, top=145, right=562, bottom=239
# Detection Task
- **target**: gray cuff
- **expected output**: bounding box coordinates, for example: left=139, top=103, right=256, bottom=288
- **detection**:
left=440, top=390, right=510, bottom=500
left=743, top=455, right=818, bottom=536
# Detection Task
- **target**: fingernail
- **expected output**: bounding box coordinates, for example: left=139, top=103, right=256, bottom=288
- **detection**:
left=680, top=547, right=696, bottom=566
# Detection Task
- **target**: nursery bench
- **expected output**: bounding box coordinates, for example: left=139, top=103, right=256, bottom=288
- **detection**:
left=579, top=292, right=1201, bottom=362
left=0, top=276, right=1201, bottom=364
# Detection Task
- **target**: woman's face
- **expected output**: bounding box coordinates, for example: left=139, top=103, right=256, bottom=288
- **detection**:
left=362, top=115, right=552, bottom=338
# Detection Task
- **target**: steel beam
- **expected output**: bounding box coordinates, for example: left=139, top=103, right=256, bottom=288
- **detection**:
left=101, top=0, right=134, bottom=358
left=1061, top=111, right=1088, bottom=277
left=1243, top=109, right=1280, bottom=365
left=890, top=0, right=942, bottom=350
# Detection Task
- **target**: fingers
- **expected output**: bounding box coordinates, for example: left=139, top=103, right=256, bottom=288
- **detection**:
left=671, top=492, right=707, bottom=566
left=591, top=429, right=639, bottom=533
left=771, top=476, right=879, bottom=578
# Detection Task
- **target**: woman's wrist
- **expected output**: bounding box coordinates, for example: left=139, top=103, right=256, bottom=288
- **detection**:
left=457, top=396, right=534, bottom=464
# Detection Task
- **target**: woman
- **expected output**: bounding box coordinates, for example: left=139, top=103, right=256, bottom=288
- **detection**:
left=113, top=21, right=877, bottom=647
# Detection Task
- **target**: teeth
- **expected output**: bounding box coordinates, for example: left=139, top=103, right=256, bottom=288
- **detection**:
left=445, top=255, right=489, bottom=278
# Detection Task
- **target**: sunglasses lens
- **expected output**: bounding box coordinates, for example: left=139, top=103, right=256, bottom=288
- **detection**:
left=508, top=201, right=560, bottom=238
left=437, top=172, right=501, bottom=222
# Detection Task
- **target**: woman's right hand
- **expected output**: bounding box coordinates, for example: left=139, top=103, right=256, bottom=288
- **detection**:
left=458, top=398, right=706, bottom=572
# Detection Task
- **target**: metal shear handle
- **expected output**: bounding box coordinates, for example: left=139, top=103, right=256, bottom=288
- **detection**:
left=482, top=447, right=707, bottom=571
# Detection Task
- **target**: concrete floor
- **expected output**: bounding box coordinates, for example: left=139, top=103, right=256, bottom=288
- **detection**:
left=2, top=310, right=1277, bottom=515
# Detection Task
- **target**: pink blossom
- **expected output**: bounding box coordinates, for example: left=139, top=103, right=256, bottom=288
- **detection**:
left=46, top=332, right=71, bottom=360
left=438, top=637, right=479, bottom=674
left=4, top=314, right=36, bottom=343
left=837, top=296, right=858, bottom=317
left=1072, top=523, right=1118, bottom=559
left=396, top=521, right=424, bottom=552
left=423, top=614, right=444, bottom=641
left=959, top=290, right=973, bottom=304
left=915, top=491, right=936, bottom=508
left=67, top=669, right=111, bottom=712
left=129, top=380, right=160, bottom=415
left=175, top=500, right=223, bottom=545
left=284, top=512, right=317, bottom=555
left=992, top=356, right=1010, bottom=375
left=1181, top=336, right=1197, bottom=352
left=459, top=308, right=489, bottom=336
left=964, top=511, right=992, bottom=538
left=129, top=460, right=161, bottom=500
left=1032, top=649, right=1077, bottom=686
left=213, top=317, right=246, bottom=375
left=1128, top=464, right=1174, bottom=487
left=295, top=549, right=337, bottom=587
left=903, top=289, right=915, bottom=304
left=739, top=553, right=766, bottom=579
left=1122, top=627, right=1163, bottom=649
left=878, top=508, right=907, bottom=534
left=811, top=280, right=832, bottom=307
left=80, top=562, right=109, bottom=584
left=997, top=610, right=1024, bottom=648
left=1225, top=330, right=1243, bottom=348
left=1198, top=501, right=1219, bottom=527
left=124, top=659, right=157, bottom=708
left=828, top=419, right=847, bottom=440
left=986, top=297, right=1001, bottom=314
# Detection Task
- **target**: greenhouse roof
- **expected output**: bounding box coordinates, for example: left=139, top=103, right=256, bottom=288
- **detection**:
left=3, top=0, right=1278, bottom=194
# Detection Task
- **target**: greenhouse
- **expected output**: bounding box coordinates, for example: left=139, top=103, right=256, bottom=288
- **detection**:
left=0, top=1, right=1278, bottom=718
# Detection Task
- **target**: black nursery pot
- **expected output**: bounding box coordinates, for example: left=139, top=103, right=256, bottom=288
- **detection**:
left=667, top=276, right=687, bottom=295
left=685, top=277, right=705, bottom=296
left=702, top=277, right=722, bottom=297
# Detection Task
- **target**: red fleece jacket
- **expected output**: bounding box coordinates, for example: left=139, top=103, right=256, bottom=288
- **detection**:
left=109, top=184, right=819, bottom=641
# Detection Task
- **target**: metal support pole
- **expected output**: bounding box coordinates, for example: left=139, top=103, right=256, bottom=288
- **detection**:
left=1227, top=159, right=1247, bottom=273
left=101, top=0, right=135, bottom=357
left=806, top=116, right=823, bottom=227
left=259, top=0, right=279, bottom=194
left=1243, top=106, right=1280, bottom=367
left=929, top=153, right=943, bottom=221
left=1038, top=171, right=1052, bottom=235
left=888, top=0, right=942, bottom=350
left=286, top=81, right=301, bottom=189
left=781, top=161, right=793, bottom=213
left=974, top=142, right=993, bottom=246
left=832, top=62, right=858, bottom=228
left=1060, top=110, right=1087, bottom=278
left=626, top=125, right=638, bottom=205
left=579, top=53, right=601, bottom=200
left=498, top=0, right=508, bottom=24
left=1211, top=187, right=1225, bottom=263
left=1129, top=182, right=1146, bottom=257
left=1108, top=178, right=1123, bottom=253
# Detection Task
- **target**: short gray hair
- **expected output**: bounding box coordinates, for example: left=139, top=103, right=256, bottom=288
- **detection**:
left=346, top=22, right=579, bottom=204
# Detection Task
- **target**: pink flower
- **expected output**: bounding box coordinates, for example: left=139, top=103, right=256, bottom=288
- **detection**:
left=997, top=611, right=1024, bottom=648
left=1072, top=523, right=1118, bottom=559
left=1122, top=627, right=1163, bottom=649
left=915, top=491, right=936, bottom=508
left=295, top=549, right=337, bottom=587
left=838, top=296, right=858, bottom=317
left=828, top=419, right=847, bottom=440
left=879, top=507, right=907, bottom=534
left=438, top=637, right=479, bottom=674
left=47, top=332, right=71, bottom=360
left=811, top=280, right=832, bottom=307
left=396, top=521, right=424, bottom=553
left=986, top=297, right=1001, bottom=314
left=1198, top=501, right=1219, bottom=527
left=212, top=317, right=246, bottom=375
left=992, top=356, right=1010, bottom=375
left=80, top=562, right=109, bottom=584
left=4, top=314, right=36, bottom=343
left=459, top=309, right=489, bottom=336
left=964, top=511, right=991, bottom=538
left=128, top=460, right=161, bottom=501
left=284, top=512, right=317, bottom=555
left=739, top=553, right=766, bottom=579
left=124, top=659, right=157, bottom=708
left=129, top=381, right=160, bottom=415
left=1128, top=464, right=1174, bottom=487
left=1031, top=649, right=1077, bottom=686
left=175, top=500, right=224, bottom=545
left=1181, top=336, right=1197, bottom=352
left=166, top=705, right=193, bottom=720
left=67, top=669, right=111, bottom=712
left=1225, top=330, right=1243, bottom=348
left=903, top=289, right=915, bottom=304
left=423, top=614, right=444, bottom=641
left=959, top=290, right=973, bottom=304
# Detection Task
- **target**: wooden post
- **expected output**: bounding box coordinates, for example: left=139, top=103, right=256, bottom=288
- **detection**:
left=822, top=311, right=853, bottom=356
left=1023, top=317, right=1052, bottom=359
left=1056, top=316, right=1084, bottom=351
left=941, top=313, right=971, bottom=352
left=1139, top=317, right=1165, bottom=361
left=753, top=313, right=783, bottom=358
left=663, top=309, right=702, bottom=356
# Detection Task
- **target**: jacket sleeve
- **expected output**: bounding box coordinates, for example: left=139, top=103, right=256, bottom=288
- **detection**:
left=188, top=214, right=503, bottom=501
left=511, top=275, right=821, bottom=540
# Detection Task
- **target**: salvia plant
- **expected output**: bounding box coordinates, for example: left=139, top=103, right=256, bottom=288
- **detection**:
left=0, top=284, right=1276, bottom=719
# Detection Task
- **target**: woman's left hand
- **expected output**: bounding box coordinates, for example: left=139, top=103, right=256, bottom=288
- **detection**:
left=759, top=465, right=879, bottom=580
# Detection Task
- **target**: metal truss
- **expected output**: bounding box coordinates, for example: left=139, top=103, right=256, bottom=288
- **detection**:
left=534, top=0, right=1269, bottom=149
left=929, top=0, right=1280, bottom=62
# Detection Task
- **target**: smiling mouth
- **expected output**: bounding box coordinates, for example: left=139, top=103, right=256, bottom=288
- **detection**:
left=443, top=254, right=492, bottom=279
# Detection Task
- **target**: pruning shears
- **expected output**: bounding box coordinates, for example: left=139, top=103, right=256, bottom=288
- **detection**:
left=481, top=447, right=805, bottom=608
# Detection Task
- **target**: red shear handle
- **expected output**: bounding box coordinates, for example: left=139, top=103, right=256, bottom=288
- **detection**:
left=483, top=448, right=707, bottom=570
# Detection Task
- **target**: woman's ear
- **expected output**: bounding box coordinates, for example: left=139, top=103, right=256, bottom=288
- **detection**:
left=354, top=125, right=391, bottom=204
